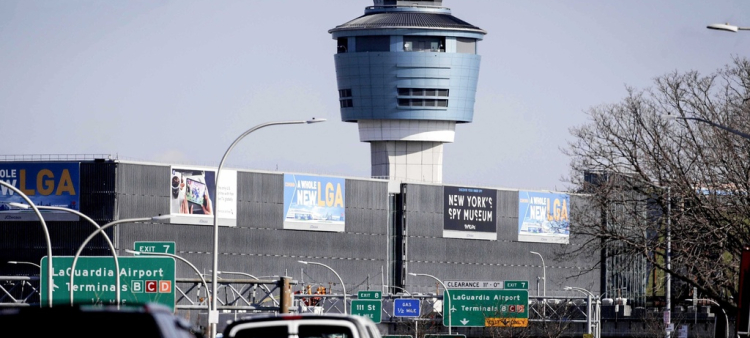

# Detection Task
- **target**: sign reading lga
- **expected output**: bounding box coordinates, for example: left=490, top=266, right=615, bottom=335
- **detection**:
left=518, top=191, right=570, bottom=244
left=0, top=162, right=80, bottom=221
left=283, top=174, right=345, bottom=232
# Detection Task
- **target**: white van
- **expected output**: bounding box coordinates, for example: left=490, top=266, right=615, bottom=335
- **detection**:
left=222, top=313, right=382, bottom=338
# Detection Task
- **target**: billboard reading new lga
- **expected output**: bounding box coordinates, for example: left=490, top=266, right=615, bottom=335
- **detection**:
left=169, top=166, right=237, bottom=227
left=444, top=186, right=497, bottom=240
left=518, top=191, right=570, bottom=244
left=283, top=174, right=345, bottom=232
left=0, top=162, right=80, bottom=221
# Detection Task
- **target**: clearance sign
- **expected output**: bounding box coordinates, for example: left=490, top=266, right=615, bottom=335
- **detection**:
left=0, top=162, right=80, bottom=221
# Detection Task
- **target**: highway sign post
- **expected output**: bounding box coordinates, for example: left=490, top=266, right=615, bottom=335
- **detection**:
left=40, top=256, right=176, bottom=311
left=394, top=298, right=421, bottom=317
left=134, top=241, right=176, bottom=255
left=444, top=289, right=529, bottom=327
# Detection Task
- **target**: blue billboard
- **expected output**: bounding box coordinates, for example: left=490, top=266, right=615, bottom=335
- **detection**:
left=518, top=191, right=569, bottom=244
left=0, top=162, right=80, bottom=221
left=283, top=174, right=345, bottom=232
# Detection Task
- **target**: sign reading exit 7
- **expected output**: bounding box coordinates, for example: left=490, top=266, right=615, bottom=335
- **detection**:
left=504, top=281, right=528, bottom=289
left=134, top=241, right=175, bottom=255
left=351, top=300, right=382, bottom=323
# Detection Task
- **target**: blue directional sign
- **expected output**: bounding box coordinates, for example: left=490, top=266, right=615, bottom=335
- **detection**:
left=394, top=298, right=421, bottom=317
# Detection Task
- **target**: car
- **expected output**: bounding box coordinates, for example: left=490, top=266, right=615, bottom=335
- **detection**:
left=222, top=313, right=382, bottom=338
left=0, top=303, right=204, bottom=338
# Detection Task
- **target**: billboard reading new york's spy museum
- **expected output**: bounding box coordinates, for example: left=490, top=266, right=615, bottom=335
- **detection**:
left=518, top=191, right=570, bottom=244
left=444, top=186, right=497, bottom=240
left=0, top=162, right=80, bottom=221
left=283, top=174, right=345, bottom=232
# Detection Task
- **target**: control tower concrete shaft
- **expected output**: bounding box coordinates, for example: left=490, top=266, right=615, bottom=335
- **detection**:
left=330, top=0, right=486, bottom=183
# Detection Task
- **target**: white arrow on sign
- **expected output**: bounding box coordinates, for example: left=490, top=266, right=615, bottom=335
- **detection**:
left=461, top=319, right=469, bottom=325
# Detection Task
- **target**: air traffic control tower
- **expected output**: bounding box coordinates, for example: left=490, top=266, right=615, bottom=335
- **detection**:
left=330, top=0, right=486, bottom=184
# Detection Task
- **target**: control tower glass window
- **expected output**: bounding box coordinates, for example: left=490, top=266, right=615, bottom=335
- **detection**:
left=404, top=36, right=445, bottom=52
left=337, top=38, right=348, bottom=53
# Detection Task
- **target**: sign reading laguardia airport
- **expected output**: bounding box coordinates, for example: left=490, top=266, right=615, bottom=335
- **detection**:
left=444, top=289, right=529, bottom=327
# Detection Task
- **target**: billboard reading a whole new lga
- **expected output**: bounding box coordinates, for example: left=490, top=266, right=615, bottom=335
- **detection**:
left=0, top=162, right=80, bottom=221
left=283, top=174, right=345, bottom=232
left=518, top=191, right=570, bottom=244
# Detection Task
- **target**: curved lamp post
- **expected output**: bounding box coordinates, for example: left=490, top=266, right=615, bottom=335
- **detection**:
left=8, top=260, right=41, bottom=269
left=409, top=272, right=451, bottom=335
left=298, top=260, right=346, bottom=314
left=707, top=23, right=750, bottom=33
left=208, top=118, right=325, bottom=338
left=530, top=251, right=546, bottom=297
left=10, top=203, right=121, bottom=307
left=0, top=181, right=53, bottom=307
left=125, top=249, right=210, bottom=308
left=565, top=286, right=599, bottom=338
left=70, top=215, right=171, bottom=306
left=215, top=270, right=278, bottom=306
left=663, top=115, right=750, bottom=140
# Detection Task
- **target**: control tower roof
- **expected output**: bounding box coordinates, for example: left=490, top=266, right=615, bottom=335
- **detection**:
left=329, top=11, right=486, bottom=35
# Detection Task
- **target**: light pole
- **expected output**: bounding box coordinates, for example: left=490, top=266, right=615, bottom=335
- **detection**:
left=298, top=260, right=346, bottom=314
left=0, top=181, right=53, bottom=308
left=209, top=118, right=325, bottom=338
left=125, top=249, right=210, bottom=308
left=8, top=261, right=41, bottom=268
left=214, top=270, right=278, bottom=305
left=707, top=23, right=750, bottom=33
left=530, top=251, right=546, bottom=297
left=10, top=203, right=122, bottom=307
left=663, top=115, right=750, bottom=140
left=565, top=286, right=599, bottom=338
left=409, top=272, right=452, bottom=335
left=70, top=215, right=171, bottom=306
left=689, top=298, right=729, bottom=338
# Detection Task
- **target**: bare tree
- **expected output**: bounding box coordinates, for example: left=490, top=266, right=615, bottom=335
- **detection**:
left=563, top=56, right=750, bottom=315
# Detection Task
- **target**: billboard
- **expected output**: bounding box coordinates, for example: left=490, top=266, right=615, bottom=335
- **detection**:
left=518, top=191, right=569, bottom=244
left=169, top=166, right=236, bottom=227
left=444, top=186, right=497, bottom=240
left=283, top=174, right=345, bottom=232
left=0, top=162, right=80, bottom=221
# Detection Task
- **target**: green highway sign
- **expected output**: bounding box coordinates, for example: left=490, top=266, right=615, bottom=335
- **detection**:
left=41, top=256, right=176, bottom=311
left=503, top=280, right=528, bottom=290
left=358, top=290, right=382, bottom=300
left=444, top=289, right=528, bottom=327
left=134, top=241, right=176, bottom=255
left=351, top=299, right=382, bottom=323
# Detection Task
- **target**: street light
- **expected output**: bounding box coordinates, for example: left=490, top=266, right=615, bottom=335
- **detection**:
left=214, top=270, right=278, bottom=306
left=7, top=261, right=41, bottom=268
left=70, top=215, right=171, bottom=306
left=0, top=181, right=53, bottom=308
left=298, top=260, right=346, bottom=314
left=409, top=272, right=452, bottom=335
left=10, top=203, right=122, bottom=307
left=565, top=286, right=599, bottom=338
left=663, top=114, right=750, bottom=140
left=707, top=23, right=750, bottom=33
left=125, top=249, right=210, bottom=308
left=209, top=117, right=325, bottom=338
left=689, top=298, right=729, bottom=338
left=530, top=251, right=546, bottom=297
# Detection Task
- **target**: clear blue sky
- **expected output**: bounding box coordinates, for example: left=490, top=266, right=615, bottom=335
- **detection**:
left=2, top=0, right=749, bottom=191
